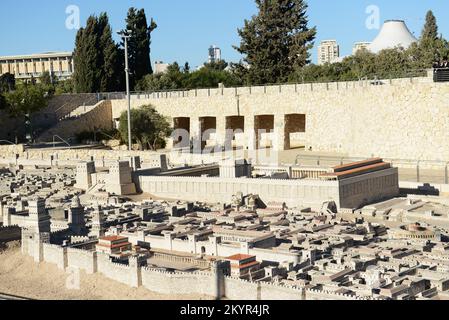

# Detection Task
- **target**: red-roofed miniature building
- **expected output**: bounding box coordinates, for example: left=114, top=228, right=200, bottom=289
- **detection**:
left=96, top=235, right=132, bottom=255
left=225, top=254, right=260, bottom=278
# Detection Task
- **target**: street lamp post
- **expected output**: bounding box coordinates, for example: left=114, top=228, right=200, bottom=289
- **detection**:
left=118, top=30, right=132, bottom=151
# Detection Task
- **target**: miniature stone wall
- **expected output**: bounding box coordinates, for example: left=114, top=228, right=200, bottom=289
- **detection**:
left=224, top=277, right=306, bottom=300
left=138, top=175, right=340, bottom=210
left=96, top=253, right=140, bottom=287
left=0, top=145, right=171, bottom=168
left=141, top=268, right=216, bottom=297
left=42, top=243, right=67, bottom=270
left=66, top=247, right=97, bottom=274
left=21, top=237, right=381, bottom=300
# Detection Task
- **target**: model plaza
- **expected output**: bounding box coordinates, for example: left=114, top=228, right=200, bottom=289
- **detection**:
left=2, top=0, right=449, bottom=303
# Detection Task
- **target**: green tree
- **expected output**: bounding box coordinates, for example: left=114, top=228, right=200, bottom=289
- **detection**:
left=421, top=10, right=438, bottom=43
left=73, top=16, right=101, bottom=93
left=0, top=94, right=7, bottom=110
left=408, top=10, right=447, bottom=68
left=125, top=8, right=157, bottom=89
left=72, top=13, right=123, bottom=93
left=136, top=62, right=242, bottom=91
left=203, top=60, right=229, bottom=71
left=135, top=62, right=186, bottom=91
left=185, top=68, right=240, bottom=89
left=234, top=0, right=316, bottom=84
left=55, top=79, right=75, bottom=95
left=183, top=62, right=191, bottom=74
left=98, top=13, right=123, bottom=92
left=0, top=73, right=15, bottom=93
left=118, top=105, right=172, bottom=150
left=4, top=83, right=48, bottom=117
left=39, top=71, right=52, bottom=86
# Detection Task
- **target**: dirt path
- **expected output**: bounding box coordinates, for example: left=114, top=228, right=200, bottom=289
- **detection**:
left=0, top=242, right=212, bottom=300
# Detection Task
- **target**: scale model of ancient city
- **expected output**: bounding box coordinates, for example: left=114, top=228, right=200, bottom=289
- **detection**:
left=2, top=8, right=449, bottom=300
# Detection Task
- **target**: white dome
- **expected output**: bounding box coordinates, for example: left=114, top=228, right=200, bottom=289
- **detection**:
left=368, top=20, right=417, bottom=53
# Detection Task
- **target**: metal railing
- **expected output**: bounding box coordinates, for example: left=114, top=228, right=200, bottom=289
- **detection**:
left=433, top=68, right=449, bottom=82
left=52, top=135, right=71, bottom=148
left=0, top=140, right=16, bottom=145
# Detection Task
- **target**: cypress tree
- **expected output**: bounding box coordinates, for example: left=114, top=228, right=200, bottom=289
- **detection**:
left=98, top=13, right=122, bottom=92
left=421, top=10, right=438, bottom=43
left=73, top=13, right=123, bottom=93
left=234, top=0, right=316, bottom=85
left=417, top=10, right=444, bottom=67
left=125, top=8, right=157, bottom=89
left=73, top=16, right=100, bottom=93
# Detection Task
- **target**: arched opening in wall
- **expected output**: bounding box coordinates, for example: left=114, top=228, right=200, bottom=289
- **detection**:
left=254, top=115, right=274, bottom=149
left=173, top=117, right=190, bottom=149
left=199, top=117, right=217, bottom=151
left=225, top=116, right=245, bottom=150
left=201, top=246, right=206, bottom=255
left=284, top=114, right=306, bottom=150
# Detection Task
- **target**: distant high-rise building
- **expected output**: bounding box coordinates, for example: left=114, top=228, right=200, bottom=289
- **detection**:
left=208, top=45, right=222, bottom=64
left=318, top=40, right=340, bottom=65
left=154, top=61, right=169, bottom=74
left=353, top=42, right=372, bottom=55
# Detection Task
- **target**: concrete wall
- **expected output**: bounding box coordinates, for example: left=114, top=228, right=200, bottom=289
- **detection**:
left=110, top=78, right=449, bottom=161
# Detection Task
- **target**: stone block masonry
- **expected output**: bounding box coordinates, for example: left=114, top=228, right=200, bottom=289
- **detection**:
left=37, top=100, right=114, bottom=142
left=110, top=78, right=449, bottom=161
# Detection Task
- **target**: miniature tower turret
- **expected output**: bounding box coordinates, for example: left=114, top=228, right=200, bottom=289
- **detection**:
left=90, top=209, right=105, bottom=238
left=68, top=196, right=88, bottom=236
left=21, top=197, right=51, bottom=261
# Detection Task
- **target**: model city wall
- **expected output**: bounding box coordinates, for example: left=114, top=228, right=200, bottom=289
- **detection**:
left=21, top=237, right=379, bottom=300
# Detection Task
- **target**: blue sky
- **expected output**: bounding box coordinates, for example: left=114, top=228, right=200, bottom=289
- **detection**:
left=0, top=0, right=448, bottom=67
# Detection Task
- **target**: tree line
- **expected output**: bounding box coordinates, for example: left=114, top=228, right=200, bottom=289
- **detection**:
left=291, top=10, right=449, bottom=83
left=72, top=8, right=157, bottom=93
left=2, top=2, right=448, bottom=133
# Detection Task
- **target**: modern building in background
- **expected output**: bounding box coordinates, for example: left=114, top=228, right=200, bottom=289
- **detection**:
left=368, top=20, right=417, bottom=53
left=154, top=61, right=169, bottom=74
left=353, top=42, right=372, bottom=55
left=318, top=40, right=340, bottom=65
left=0, top=52, right=73, bottom=81
left=208, top=45, right=222, bottom=64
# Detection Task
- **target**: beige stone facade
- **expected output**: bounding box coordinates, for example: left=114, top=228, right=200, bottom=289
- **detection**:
left=110, top=76, right=448, bottom=161
left=0, top=52, right=73, bottom=81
